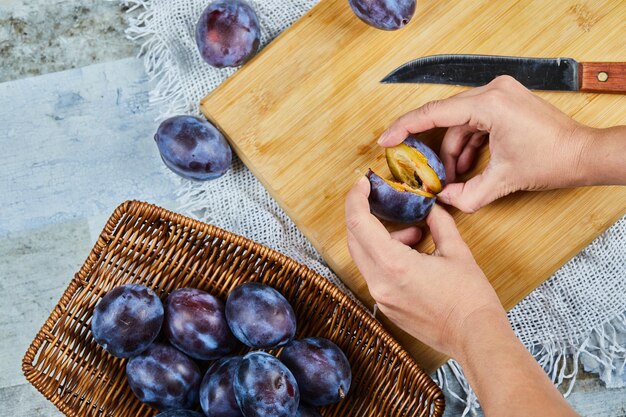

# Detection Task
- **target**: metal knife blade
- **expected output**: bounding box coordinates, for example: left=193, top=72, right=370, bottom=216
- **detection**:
left=381, top=54, right=580, bottom=91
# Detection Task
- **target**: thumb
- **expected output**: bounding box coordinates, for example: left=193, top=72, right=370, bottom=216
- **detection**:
left=437, top=167, right=505, bottom=213
left=425, top=205, right=471, bottom=258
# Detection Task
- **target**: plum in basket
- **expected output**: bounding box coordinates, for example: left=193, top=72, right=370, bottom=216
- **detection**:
left=280, top=337, right=352, bottom=406
left=91, top=284, right=163, bottom=358
left=164, top=288, right=238, bottom=360
left=234, top=352, right=299, bottom=417
left=225, top=283, right=296, bottom=349
left=296, top=405, right=322, bottom=417
left=199, top=356, right=244, bottom=417
left=126, top=343, right=201, bottom=411
left=156, top=411, right=204, bottom=417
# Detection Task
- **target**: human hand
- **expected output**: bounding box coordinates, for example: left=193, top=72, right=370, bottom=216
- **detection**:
left=378, top=76, right=597, bottom=213
left=345, top=177, right=506, bottom=358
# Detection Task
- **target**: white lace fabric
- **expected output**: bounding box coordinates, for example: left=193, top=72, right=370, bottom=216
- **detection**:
left=120, top=0, right=626, bottom=412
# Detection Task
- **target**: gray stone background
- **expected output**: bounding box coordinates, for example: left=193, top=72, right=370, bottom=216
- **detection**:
left=0, top=0, right=136, bottom=82
left=0, top=1, right=623, bottom=416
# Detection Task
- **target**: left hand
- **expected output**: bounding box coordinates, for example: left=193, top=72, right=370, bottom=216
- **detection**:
left=345, top=176, right=505, bottom=358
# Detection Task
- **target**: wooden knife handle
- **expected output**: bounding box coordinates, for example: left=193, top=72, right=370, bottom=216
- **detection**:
left=579, top=62, right=626, bottom=93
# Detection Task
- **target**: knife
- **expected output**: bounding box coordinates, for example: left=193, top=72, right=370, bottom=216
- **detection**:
left=381, top=54, right=626, bottom=94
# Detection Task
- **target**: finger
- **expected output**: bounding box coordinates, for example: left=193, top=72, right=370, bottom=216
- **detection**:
left=346, top=229, right=377, bottom=278
left=437, top=166, right=504, bottom=213
left=378, top=96, right=481, bottom=147
left=456, top=132, right=488, bottom=174
left=345, top=177, right=393, bottom=256
left=425, top=205, right=471, bottom=257
left=440, top=125, right=476, bottom=182
left=451, top=84, right=491, bottom=98
left=390, top=226, right=423, bottom=246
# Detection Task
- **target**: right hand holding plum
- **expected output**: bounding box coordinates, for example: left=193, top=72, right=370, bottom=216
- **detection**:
left=378, top=76, right=597, bottom=213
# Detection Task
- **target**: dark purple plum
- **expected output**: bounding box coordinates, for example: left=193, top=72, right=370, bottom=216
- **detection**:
left=280, top=337, right=352, bottom=407
left=156, top=411, right=204, bottom=417
left=296, top=405, right=322, bottom=417
left=155, top=115, right=232, bottom=181
left=199, top=356, right=244, bottom=417
left=225, top=283, right=296, bottom=349
left=234, top=352, right=299, bottom=417
left=91, top=284, right=163, bottom=358
left=367, top=137, right=446, bottom=223
left=348, top=0, right=416, bottom=31
left=196, top=0, right=261, bottom=68
left=367, top=169, right=436, bottom=223
left=126, top=343, right=201, bottom=411
left=165, top=288, right=238, bottom=360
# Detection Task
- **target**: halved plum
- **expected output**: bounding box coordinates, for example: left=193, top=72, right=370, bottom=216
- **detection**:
left=367, top=137, right=446, bottom=223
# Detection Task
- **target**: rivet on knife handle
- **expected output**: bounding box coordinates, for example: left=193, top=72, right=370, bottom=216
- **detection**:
left=579, top=62, right=626, bottom=93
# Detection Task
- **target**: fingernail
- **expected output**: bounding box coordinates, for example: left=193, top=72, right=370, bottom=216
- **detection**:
left=377, top=130, right=390, bottom=145
left=437, top=189, right=450, bottom=203
left=355, top=175, right=368, bottom=186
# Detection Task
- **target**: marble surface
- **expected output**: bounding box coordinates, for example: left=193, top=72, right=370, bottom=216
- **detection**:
left=0, top=57, right=180, bottom=417
left=0, top=0, right=138, bottom=82
left=0, top=57, right=178, bottom=236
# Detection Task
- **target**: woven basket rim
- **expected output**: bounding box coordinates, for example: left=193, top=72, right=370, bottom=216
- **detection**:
left=22, top=200, right=445, bottom=417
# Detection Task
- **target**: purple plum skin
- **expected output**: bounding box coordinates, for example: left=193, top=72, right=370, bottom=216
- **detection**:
left=196, top=0, right=261, bottom=68
left=156, top=411, right=204, bottom=417
left=368, top=137, right=446, bottom=223
left=91, top=284, right=163, bottom=358
left=280, top=337, right=352, bottom=407
left=348, top=0, right=416, bottom=31
left=199, top=357, right=244, bottom=417
left=165, top=288, right=238, bottom=360
left=367, top=169, right=435, bottom=223
left=126, top=343, right=201, bottom=411
left=225, top=283, right=296, bottom=349
left=234, top=352, right=300, bottom=417
left=154, top=116, right=232, bottom=181
left=296, top=405, right=322, bottom=417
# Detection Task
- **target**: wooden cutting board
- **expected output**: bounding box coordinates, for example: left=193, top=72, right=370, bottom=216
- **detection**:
left=201, top=0, right=626, bottom=372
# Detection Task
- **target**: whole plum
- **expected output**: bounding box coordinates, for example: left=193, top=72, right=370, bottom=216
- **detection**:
left=234, top=352, right=299, bottom=417
left=199, top=356, right=244, bottom=417
left=367, top=137, right=446, bottom=223
left=155, top=115, right=232, bottom=181
left=165, top=288, right=238, bottom=360
left=225, top=283, right=296, bottom=349
left=156, top=411, right=204, bottom=417
left=126, top=343, right=202, bottom=411
left=296, top=405, right=322, bottom=417
left=348, top=0, right=416, bottom=30
left=280, top=337, right=352, bottom=406
left=196, top=0, right=261, bottom=68
left=91, top=284, right=163, bottom=358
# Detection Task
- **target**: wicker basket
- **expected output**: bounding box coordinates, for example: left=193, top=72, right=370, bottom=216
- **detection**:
left=22, top=201, right=444, bottom=417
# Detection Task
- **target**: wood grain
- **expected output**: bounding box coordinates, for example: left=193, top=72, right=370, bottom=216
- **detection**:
left=580, top=62, right=626, bottom=93
left=201, top=0, right=626, bottom=372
